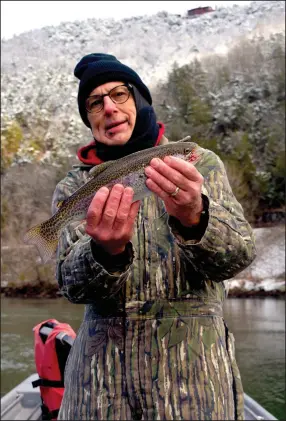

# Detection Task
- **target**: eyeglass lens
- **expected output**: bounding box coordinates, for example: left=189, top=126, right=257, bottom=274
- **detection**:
left=86, top=85, right=130, bottom=113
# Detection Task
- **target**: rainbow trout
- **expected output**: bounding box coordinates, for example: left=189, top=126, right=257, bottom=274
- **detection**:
left=24, top=137, right=202, bottom=263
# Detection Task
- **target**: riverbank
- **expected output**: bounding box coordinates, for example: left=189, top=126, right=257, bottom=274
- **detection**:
left=1, top=224, right=284, bottom=299
left=1, top=283, right=284, bottom=299
left=227, top=223, right=285, bottom=298
left=0, top=281, right=60, bottom=299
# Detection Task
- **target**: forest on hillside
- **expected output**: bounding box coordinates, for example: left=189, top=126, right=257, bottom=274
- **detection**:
left=1, top=33, right=285, bottom=288
left=154, top=33, right=285, bottom=222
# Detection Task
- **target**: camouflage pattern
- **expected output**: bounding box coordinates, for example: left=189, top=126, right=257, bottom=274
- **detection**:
left=54, top=139, right=256, bottom=420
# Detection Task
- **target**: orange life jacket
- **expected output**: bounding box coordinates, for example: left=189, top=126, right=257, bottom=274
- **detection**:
left=32, top=319, right=76, bottom=420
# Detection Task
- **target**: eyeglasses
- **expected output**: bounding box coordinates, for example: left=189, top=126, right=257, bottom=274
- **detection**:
left=85, top=83, right=133, bottom=114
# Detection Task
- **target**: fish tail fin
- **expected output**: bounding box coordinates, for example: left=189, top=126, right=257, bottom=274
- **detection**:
left=24, top=222, right=59, bottom=264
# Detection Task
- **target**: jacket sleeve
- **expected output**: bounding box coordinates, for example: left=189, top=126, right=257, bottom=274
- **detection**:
left=52, top=167, right=134, bottom=304
left=168, top=148, right=257, bottom=282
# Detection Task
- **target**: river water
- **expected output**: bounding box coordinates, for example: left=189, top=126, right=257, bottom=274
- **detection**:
left=1, top=297, right=285, bottom=420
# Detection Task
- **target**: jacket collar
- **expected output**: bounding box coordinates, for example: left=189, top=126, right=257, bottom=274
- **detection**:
left=77, top=122, right=166, bottom=166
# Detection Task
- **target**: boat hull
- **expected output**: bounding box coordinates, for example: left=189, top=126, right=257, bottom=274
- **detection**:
left=1, top=373, right=278, bottom=420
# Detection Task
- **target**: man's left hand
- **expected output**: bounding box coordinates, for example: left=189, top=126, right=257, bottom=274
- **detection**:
left=145, top=156, right=204, bottom=227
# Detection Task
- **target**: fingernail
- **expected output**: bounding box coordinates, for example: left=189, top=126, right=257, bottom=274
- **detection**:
left=151, top=158, right=160, bottom=168
left=113, top=184, right=124, bottom=193
left=125, top=186, right=134, bottom=195
left=145, top=166, right=153, bottom=176
left=164, top=156, right=171, bottom=164
left=98, top=186, right=109, bottom=195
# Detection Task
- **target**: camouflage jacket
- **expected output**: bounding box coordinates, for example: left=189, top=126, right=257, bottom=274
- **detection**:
left=54, top=137, right=256, bottom=420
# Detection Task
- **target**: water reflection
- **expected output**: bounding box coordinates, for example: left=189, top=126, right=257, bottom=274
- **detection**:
left=1, top=297, right=285, bottom=419
left=223, top=298, right=285, bottom=420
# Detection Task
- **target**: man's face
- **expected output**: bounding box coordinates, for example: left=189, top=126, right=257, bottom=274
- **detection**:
left=87, top=81, right=137, bottom=146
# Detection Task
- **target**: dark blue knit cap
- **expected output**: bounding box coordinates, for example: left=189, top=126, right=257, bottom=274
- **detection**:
left=74, top=53, right=152, bottom=127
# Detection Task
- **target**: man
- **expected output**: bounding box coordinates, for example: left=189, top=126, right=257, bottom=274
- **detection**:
left=54, top=53, right=256, bottom=420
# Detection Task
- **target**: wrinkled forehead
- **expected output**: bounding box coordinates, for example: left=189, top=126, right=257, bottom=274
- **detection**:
left=89, top=81, right=125, bottom=96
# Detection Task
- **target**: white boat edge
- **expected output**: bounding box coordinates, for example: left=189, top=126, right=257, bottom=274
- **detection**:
left=1, top=373, right=278, bottom=420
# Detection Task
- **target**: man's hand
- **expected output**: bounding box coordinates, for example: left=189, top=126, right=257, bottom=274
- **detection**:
left=85, top=184, right=140, bottom=255
left=145, top=156, right=204, bottom=227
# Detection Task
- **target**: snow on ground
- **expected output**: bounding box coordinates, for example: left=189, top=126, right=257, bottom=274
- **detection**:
left=228, top=225, right=285, bottom=292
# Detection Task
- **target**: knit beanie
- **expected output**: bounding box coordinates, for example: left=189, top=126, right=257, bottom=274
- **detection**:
left=74, top=53, right=152, bottom=127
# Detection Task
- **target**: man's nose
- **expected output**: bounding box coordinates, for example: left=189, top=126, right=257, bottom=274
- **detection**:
left=103, top=96, right=117, bottom=114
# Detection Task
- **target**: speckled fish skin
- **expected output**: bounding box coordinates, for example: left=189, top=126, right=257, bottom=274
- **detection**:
left=24, top=139, right=201, bottom=263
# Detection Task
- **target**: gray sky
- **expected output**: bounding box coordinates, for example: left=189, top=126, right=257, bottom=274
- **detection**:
left=1, top=0, right=252, bottom=40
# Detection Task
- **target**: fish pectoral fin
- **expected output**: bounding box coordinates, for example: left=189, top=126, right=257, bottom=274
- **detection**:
left=73, top=220, right=87, bottom=239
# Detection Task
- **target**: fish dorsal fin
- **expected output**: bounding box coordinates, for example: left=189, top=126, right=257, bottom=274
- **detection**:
left=88, top=160, right=115, bottom=179
left=177, top=136, right=192, bottom=143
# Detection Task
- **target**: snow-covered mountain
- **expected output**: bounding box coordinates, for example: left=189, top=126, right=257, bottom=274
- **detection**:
left=1, top=0, right=285, bottom=164
left=1, top=1, right=285, bottom=85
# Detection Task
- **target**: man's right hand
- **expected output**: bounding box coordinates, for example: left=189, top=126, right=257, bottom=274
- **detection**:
left=85, top=184, right=140, bottom=255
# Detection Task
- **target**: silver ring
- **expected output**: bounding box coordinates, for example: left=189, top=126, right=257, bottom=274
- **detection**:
left=170, top=186, right=180, bottom=197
